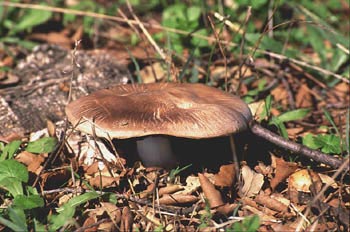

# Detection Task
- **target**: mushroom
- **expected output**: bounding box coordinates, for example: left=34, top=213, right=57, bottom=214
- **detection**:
left=66, top=83, right=343, bottom=169
left=65, top=83, right=251, bottom=168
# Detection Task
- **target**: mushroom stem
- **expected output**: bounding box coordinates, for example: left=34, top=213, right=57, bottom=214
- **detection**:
left=136, top=136, right=177, bottom=168
left=250, top=122, right=343, bottom=169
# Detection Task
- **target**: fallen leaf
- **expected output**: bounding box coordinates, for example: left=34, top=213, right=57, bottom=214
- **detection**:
left=82, top=215, right=98, bottom=232
left=198, top=173, right=224, bottom=208
left=239, top=165, right=264, bottom=198
left=295, top=83, right=313, bottom=108
left=120, top=206, right=133, bottom=232
left=177, top=175, right=201, bottom=195
left=214, top=163, right=236, bottom=187
left=139, top=62, right=167, bottom=83
left=158, top=194, right=198, bottom=205
left=318, top=173, right=337, bottom=188
left=288, top=169, right=323, bottom=204
left=248, top=100, right=266, bottom=121
left=270, top=157, right=298, bottom=191
left=15, top=151, right=46, bottom=175
left=101, top=202, right=122, bottom=225
left=271, top=85, right=288, bottom=106
left=242, top=205, right=276, bottom=221
left=88, top=175, right=119, bottom=188
left=158, top=184, right=184, bottom=196
left=288, top=169, right=322, bottom=193
left=255, top=193, right=288, bottom=212
left=254, top=161, right=273, bottom=176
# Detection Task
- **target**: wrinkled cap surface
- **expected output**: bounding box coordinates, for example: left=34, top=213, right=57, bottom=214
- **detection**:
left=65, top=83, right=252, bottom=139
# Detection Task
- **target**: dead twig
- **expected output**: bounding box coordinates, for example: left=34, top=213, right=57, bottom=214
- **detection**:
left=125, top=1, right=166, bottom=61
left=207, top=15, right=228, bottom=91
left=250, top=122, right=344, bottom=169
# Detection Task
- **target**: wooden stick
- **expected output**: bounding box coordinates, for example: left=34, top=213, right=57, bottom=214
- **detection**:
left=250, top=122, right=344, bottom=169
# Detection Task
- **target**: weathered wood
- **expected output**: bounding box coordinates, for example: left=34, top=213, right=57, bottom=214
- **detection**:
left=0, top=44, right=130, bottom=138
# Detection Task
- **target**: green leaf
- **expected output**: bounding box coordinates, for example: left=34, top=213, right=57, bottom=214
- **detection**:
left=191, top=28, right=209, bottom=48
left=13, top=195, right=44, bottom=210
left=0, top=160, right=28, bottom=196
left=314, top=134, right=342, bottom=154
left=259, top=95, right=272, bottom=122
left=187, top=6, right=201, bottom=22
left=0, top=215, right=27, bottom=232
left=275, top=108, right=310, bottom=123
left=49, top=192, right=100, bottom=231
left=273, top=119, right=289, bottom=139
left=0, top=159, right=28, bottom=183
left=34, top=218, right=46, bottom=232
left=302, top=133, right=320, bottom=149
left=0, top=178, right=23, bottom=197
left=168, top=164, right=192, bottom=182
left=0, top=140, right=21, bottom=160
left=230, top=215, right=260, bottom=232
left=8, top=207, right=27, bottom=232
left=10, top=7, right=52, bottom=34
left=243, top=215, right=260, bottom=231
left=323, top=108, right=340, bottom=136
left=303, top=133, right=343, bottom=154
left=26, top=137, right=57, bottom=154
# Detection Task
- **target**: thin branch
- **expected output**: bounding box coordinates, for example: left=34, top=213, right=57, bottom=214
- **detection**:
left=250, top=122, right=344, bottom=169
left=207, top=15, right=228, bottom=91
left=125, top=1, right=167, bottom=61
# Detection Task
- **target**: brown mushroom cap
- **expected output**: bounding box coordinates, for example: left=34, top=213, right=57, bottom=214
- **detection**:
left=65, top=83, right=252, bottom=139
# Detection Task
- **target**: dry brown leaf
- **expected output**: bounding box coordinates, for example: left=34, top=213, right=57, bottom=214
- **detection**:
left=15, top=151, right=46, bottom=175
left=88, top=175, right=119, bottom=188
left=82, top=216, right=98, bottom=232
left=286, top=127, right=305, bottom=139
left=255, top=193, right=289, bottom=212
left=58, top=193, right=74, bottom=207
left=270, top=157, right=298, bottom=191
left=198, top=173, right=224, bottom=209
left=254, top=162, right=273, bottom=176
left=288, top=169, right=323, bottom=204
left=306, top=221, right=337, bottom=232
left=177, top=175, right=201, bottom=195
left=139, top=182, right=155, bottom=198
left=27, top=31, right=73, bottom=49
left=271, top=193, right=290, bottom=208
left=158, top=184, right=184, bottom=196
left=158, top=194, right=198, bottom=205
left=139, top=62, right=166, bottom=83
left=84, top=162, right=100, bottom=176
left=214, top=163, right=236, bottom=187
left=288, top=169, right=322, bottom=193
left=242, top=205, right=276, bottom=221
left=296, top=83, right=313, bottom=108
left=318, top=173, right=337, bottom=188
left=144, top=211, right=161, bottom=228
left=120, top=206, right=133, bottom=232
left=239, top=165, right=264, bottom=198
left=100, top=202, right=122, bottom=225
left=248, top=100, right=266, bottom=121
left=271, top=85, right=288, bottom=106
left=216, top=203, right=238, bottom=215
left=270, top=224, right=296, bottom=232
left=97, top=221, right=116, bottom=232
left=241, top=197, right=260, bottom=209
